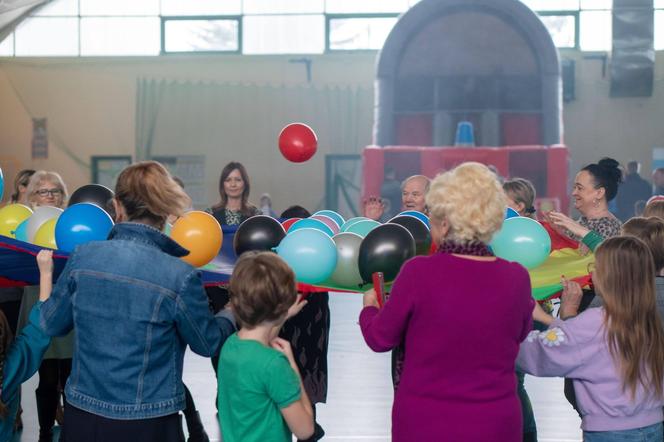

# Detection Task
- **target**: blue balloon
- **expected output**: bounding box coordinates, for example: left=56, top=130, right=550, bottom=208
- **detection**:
left=276, top=228, right=337, bottom=284
left=288, top=218, right=334, bottom=237
left=55, top=203, right=114, bottom=252
left=313, top=210, right=344, bottom=229
left=398, top=211, right=430, bottom=228
left=0, top=167, right=3, bottom=201
left=505, top=207, right=520, bottom=219
left=490, top=217, right=551, bottom=269
left=13, top=219, right=29, bottom=242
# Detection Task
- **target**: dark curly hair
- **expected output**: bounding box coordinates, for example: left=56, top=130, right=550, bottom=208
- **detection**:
left=581, top=157, right=622, bottom=202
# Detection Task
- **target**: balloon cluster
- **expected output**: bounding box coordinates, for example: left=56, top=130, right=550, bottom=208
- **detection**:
left=0, top=184, right=115, bottom=252
left=490, top=208, right=551, bottom=269
left=232, top=210, right=431, bottom=288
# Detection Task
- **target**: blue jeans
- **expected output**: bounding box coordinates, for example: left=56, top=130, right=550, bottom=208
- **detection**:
left=584, top=422, right=663, bottom=442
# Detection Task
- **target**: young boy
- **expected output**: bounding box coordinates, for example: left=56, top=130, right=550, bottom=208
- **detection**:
left=218, top=251, right=314, bottom=442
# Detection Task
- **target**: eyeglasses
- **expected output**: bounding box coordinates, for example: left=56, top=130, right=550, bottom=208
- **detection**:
left=36, top=189, right=63, bottom=197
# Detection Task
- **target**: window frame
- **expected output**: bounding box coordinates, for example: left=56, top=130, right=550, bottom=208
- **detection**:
left=160, top=15, right=242, bottom=55
left=536, top=10, right=580, bottom=50
left=325, top=13, right=399, bottom=53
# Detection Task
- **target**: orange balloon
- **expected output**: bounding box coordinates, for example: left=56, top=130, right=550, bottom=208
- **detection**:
left=171, top=211, right=222, bottom=267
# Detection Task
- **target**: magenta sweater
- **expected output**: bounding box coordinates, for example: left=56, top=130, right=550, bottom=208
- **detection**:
left=517, top=308, right=664, bottom=432
left=360, top=253, right=534, bottom=442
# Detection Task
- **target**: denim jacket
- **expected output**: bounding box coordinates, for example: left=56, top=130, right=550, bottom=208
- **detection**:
left=40, top=223, right=231, bottom=420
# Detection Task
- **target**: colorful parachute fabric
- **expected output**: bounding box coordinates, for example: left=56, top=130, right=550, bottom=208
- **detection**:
left=529, top=222, right=594, bottom=301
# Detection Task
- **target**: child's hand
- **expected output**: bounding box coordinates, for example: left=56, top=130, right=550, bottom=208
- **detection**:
left=37, top=250, right=54, bottom=275
left=271, top=337, right=296, bottom=365
left=532, top=302, right=553, bottom=326
left=560, top=277, right=582, bottom=319
left=286, top=294, right=307, bottom=320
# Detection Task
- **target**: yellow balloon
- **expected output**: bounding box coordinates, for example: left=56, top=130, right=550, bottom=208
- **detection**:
left=171, top=211, right=222, bottom=267
left=33, top=218, right=58, bottom=249
left=0, top=204, right=33, bottom=237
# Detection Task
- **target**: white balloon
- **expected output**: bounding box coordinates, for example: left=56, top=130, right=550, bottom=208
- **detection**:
left=27, top=206, right=63, bottom=242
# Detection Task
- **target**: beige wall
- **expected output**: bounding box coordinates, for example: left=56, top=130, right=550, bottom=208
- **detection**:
left=0, top=51, right=663, bottom=213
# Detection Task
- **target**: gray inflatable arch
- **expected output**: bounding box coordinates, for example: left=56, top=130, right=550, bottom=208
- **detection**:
left=373, top=0, right=561, bottom=146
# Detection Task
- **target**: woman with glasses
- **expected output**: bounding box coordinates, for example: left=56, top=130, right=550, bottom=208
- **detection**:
left=17, top=170, right=71, bottom=441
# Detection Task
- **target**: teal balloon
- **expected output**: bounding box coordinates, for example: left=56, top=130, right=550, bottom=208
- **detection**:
left=341, top=217, right=370, bottom=232
left=345, top=219, right=381, bottom=238
left=13, top=219, right=29, bottom=241
left=0, top=167, right=3, bottom=201
left=276, top=228, right=338, bottom=284
left=288, top=218, right=334, bottom=237
left=505, top=207, right=520, bottom=219
left=313, top=210, right=344, bottom=228
left=490, top=217, right=551, bottom=269
left=398, top=211, right=430, bottom=228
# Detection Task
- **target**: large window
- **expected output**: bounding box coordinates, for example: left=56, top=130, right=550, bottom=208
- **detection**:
left=0, top=0, right=621, bottom=56
left=656, top=5, right=664, bottom=50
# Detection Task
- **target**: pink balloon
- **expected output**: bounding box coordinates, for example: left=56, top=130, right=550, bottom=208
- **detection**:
left=310, top=215, right=340, bottom=234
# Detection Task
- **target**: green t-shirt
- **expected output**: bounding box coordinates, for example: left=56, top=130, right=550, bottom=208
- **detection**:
left=218, top=333, right=301, bottom=442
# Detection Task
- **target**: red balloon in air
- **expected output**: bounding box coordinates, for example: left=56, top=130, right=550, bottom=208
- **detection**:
left=278, top=123, right=318, bottom=163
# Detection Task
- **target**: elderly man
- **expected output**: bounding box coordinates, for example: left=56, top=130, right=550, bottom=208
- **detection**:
left=364, top=175, right=430, bottom=221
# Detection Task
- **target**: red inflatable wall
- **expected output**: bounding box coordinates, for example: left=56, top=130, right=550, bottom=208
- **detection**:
left=362, top=145, right=569, bottom=215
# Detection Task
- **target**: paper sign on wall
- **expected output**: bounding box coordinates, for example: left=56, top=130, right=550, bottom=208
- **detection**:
left=31, top=118, right=48, bottom=159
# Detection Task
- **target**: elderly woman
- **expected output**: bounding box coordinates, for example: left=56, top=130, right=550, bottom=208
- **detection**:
left=16, top=170, right=70, bottom=441
left=359, top=163, right=534, bottom=442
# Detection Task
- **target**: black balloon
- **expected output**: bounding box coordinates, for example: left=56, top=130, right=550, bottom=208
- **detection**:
left=388, top=215, right=431, bottom=256
left=233, top=215, right=286, bottom=257
left=358, top=223, right=415, bottom=284
left=68, top=184, right=114, bottom=213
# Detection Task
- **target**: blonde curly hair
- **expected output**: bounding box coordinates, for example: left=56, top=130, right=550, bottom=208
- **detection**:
left=426, top=162, right=506, bottom=244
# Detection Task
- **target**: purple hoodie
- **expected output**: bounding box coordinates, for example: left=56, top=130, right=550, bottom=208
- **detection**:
left=517, top=307, right=664, bottom=431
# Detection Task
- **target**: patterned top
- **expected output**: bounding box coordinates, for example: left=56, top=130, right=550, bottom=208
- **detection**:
left=567, top=215, right=622, bottom=243
left=205, top=206, right=260, bottom=227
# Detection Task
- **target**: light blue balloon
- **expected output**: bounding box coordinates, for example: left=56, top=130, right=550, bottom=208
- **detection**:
left=55, top=203, right=114, bottom=252
left=288, top=218, right=334, bottom=237
left=345, top=219, right=381, bottom=238
left=398, top=210, right=430, bottom=228
left=341, top=217, right=370, bottom=232
left=276, top=228, right=338, bottom=284
left=13, top=219, right=29, bottom=242
left=505, top=207, right=520, bottom=219
left=490, top=217, right=551, bottom=269
left=0, top=167, right=3, bottom=201
left=313, top=210, right=345, bottom=229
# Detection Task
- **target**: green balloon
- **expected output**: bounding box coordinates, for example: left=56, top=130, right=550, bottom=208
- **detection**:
left=341, top=217, right=370, bottom=232
left=490, top=217, right=551, bottom=269
left=345, top=219, right=381, bottom=238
